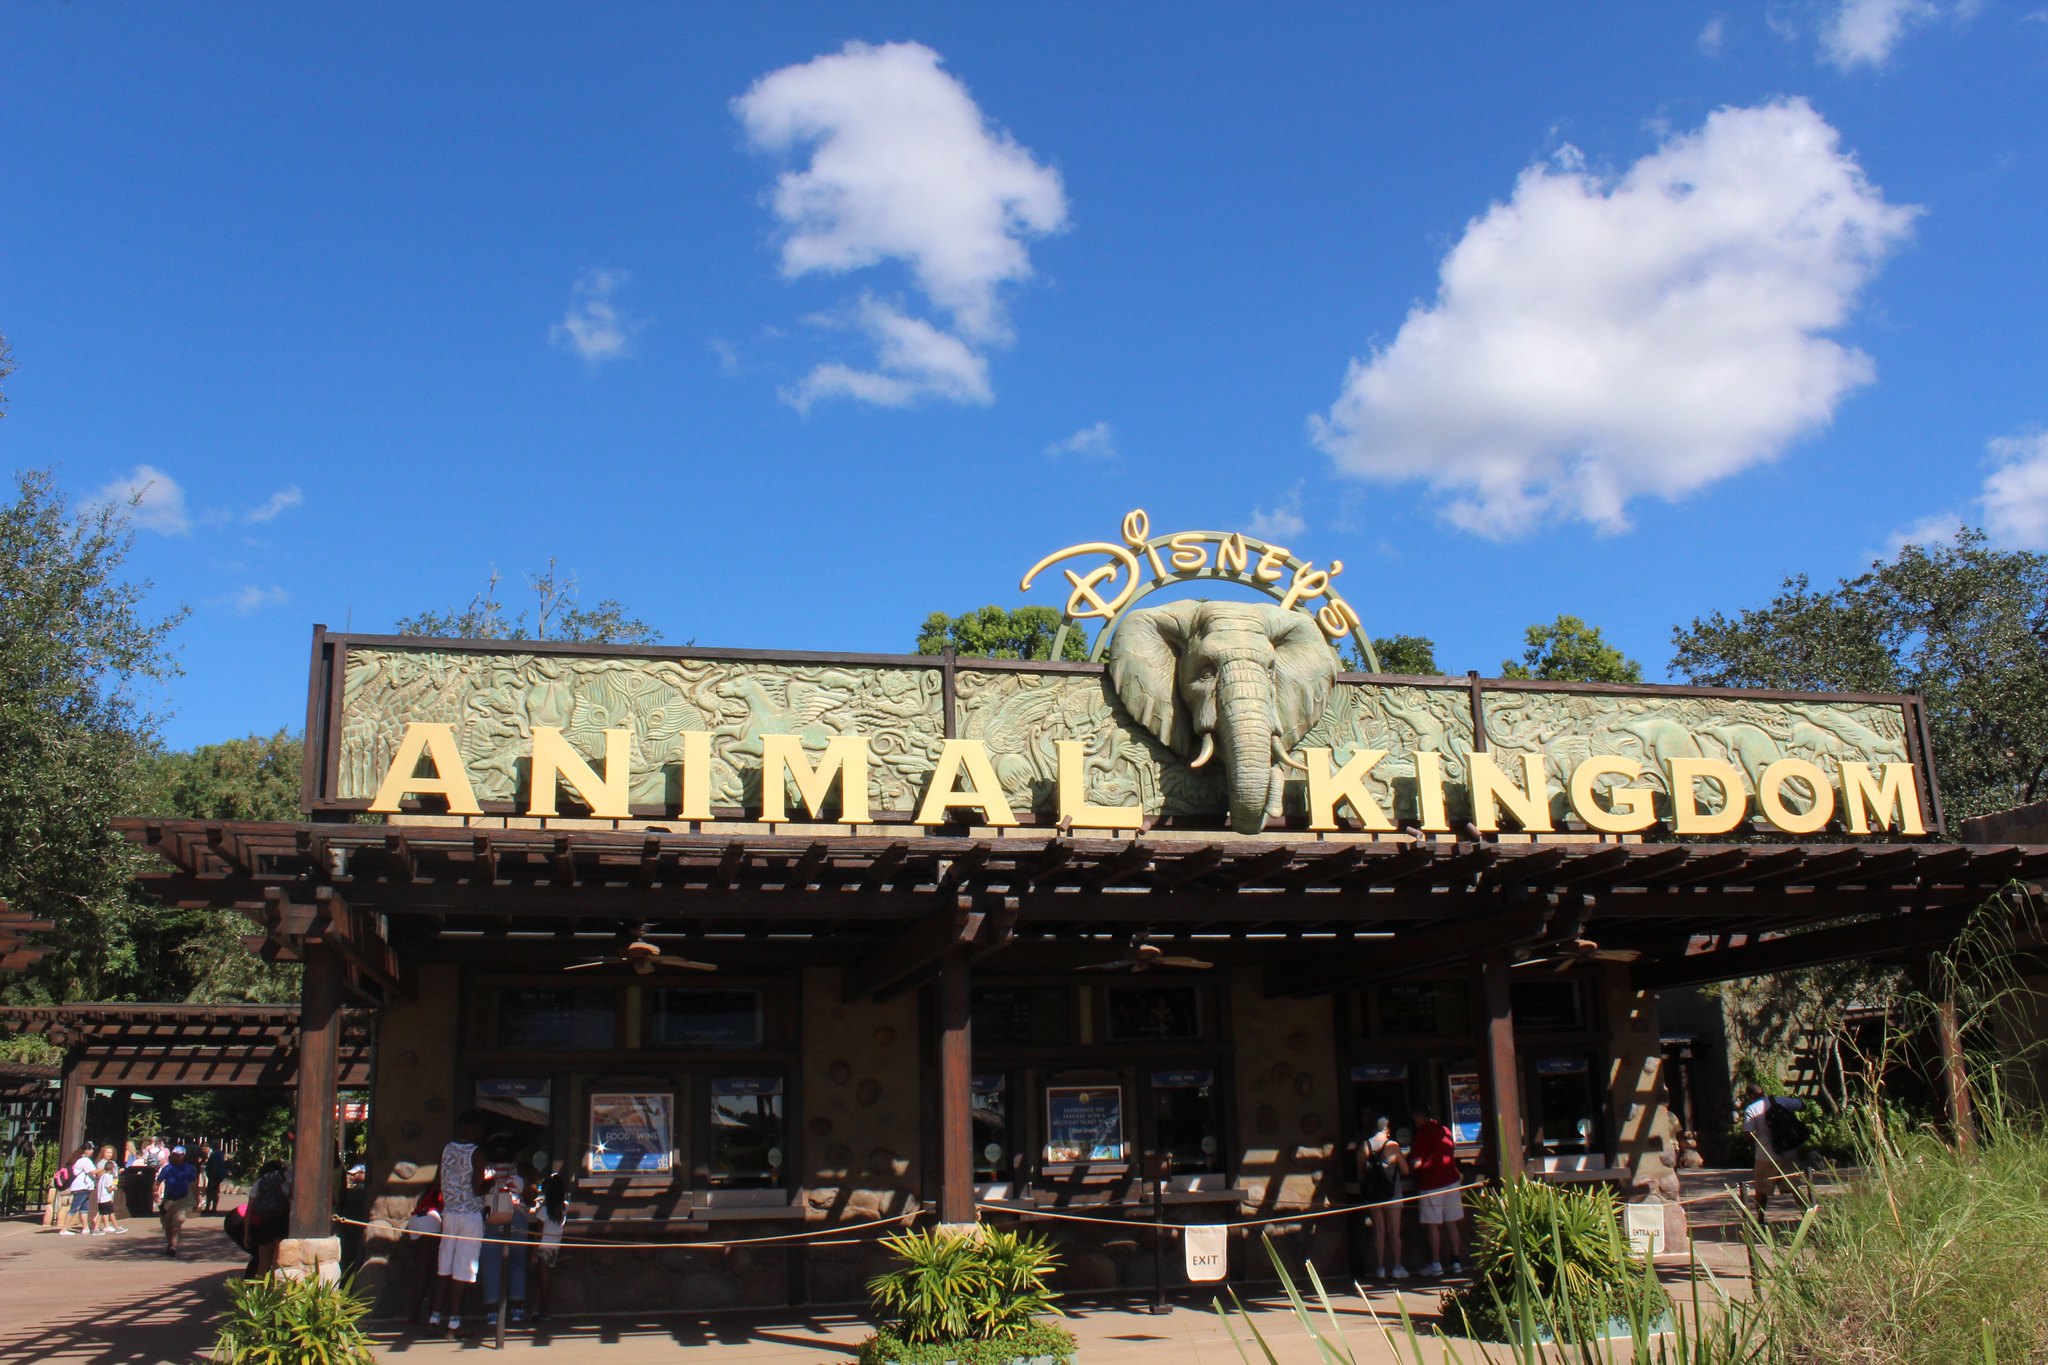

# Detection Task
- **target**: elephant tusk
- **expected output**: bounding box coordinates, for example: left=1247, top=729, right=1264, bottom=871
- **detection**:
left=1275, top=741, right=1310, bottom=773
left=1189, top=733, right=1216, bottom=769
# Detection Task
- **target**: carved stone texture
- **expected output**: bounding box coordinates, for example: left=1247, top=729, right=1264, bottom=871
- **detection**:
left=337, top=647, right=945, bottom=811
left=1295, top=681, right=1476, bottom=822
left=1480, top=689, right=1912, bottom=824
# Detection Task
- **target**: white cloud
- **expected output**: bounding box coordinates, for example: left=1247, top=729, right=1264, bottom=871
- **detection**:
left=786, top=295, right=992, bottom=411
left=1982, top=431, right=2048, bottom=550
left=1309, top=99, right=1917, bottom=539
left=85, top=464, right=191, bottom=535
left=245, top=486, right=303, bottom=523
left=551, top=269, right=641, bottom=367
left=227, top=585, right=290, bottom=614
left=1045, top=421, right=1117, bottom=459
left=1248, top=486, right=1307, bottom=542
left=736, top=40, right=1065, bottom=407
left=1820, top=0, right=1939, bottom=68
left=1698, top=16, right=1727, bottom=54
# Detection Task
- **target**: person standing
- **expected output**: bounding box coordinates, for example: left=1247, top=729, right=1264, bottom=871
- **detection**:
left=1358, top=1116, right=1409, bottom=1280
left=245, top=1160, right=293, bottom=1274
left=59, top=1144, right=97, bottom=1235
left=95, top=1150, right=125, bottom=1234
left=1407, top=1106, right=1465, bottom=1278
left=429, top=1112, right=491, bottom=1337
left=527, top=1165, right=565, bottom=1324
left=1741, top=1084, right=1809, bottom=1216
left=154, top=1145, right=201, bottom=1258
left=476, top=1142, right=530, bottom=1329
left=204, top=1145, right=230, bottom=1214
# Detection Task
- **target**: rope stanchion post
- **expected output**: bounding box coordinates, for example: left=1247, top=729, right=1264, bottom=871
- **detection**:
left=1147, top=1153, right=1167, bottom=1316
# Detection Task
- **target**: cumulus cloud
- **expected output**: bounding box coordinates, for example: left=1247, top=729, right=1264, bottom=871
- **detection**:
left=1698, top=16, right=1727, bottom=54
left=1981, top=431, right=2048, bottom=550
left=245, top=486, right=303, bottom=523
left=736, top=40, right=1066, bottom=406
left=1309, top=99, right=1917, bottom=539
left=786, top=295, right=992, bottom=411
left=226, top=585, right=290, bottom=614
left=551, top=269, right=641, bottom=366
left=1248, top=486, right=1307, bottom=542
left=1820, top=0, right=1939, bottom=68
left=1045, top=421, right=1117, bottom=459
left=85, top=464, right=191, bottom=534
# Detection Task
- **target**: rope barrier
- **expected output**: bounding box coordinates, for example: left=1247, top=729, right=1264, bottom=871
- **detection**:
left=335, top=1208, right=919, bottom=1251
left=976, top=1178, right=1493, bottom=1233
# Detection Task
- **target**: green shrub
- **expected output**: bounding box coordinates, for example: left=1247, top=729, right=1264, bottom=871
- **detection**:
left=861, top=1227, right=1074, bottom=1363
left=1440, top=1178, right=1670, bottom=1344
left=211, top=1272, right=376, bottom=1365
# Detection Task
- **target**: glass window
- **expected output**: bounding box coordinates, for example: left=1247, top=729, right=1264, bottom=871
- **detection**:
left=1105, top=986, right=1203, bottom=1042
left=1511, top=980, right=1585, bottom=1031
left=707, top=1077, right=785, bottom=1188
left=655, top=989, right=764, bottom=1047
left=1045, top=1085, right=1126, bottom=1163
left=972, top=988, right=1071, bottom=1047
left=972, top=1074, right=1008, bottom=1181
left=586, top=1091, right=675, bottom=1174
left=499, top=988, right=616, bottom=1049
left=1375, top=981, right=1471, bottom=1037
left=1529, top=1057, right=1601, bottom=1155
left=476, top=1078, right=551, bottom=1153
left=1149, top=1069, right=1222, bottom=1172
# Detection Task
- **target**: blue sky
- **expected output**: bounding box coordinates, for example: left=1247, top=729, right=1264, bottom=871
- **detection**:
left=3, top=3, right=2045, bottom=749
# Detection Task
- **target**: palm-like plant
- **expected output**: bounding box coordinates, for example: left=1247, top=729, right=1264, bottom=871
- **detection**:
left=866, top=1227, right=1066, bottom=1347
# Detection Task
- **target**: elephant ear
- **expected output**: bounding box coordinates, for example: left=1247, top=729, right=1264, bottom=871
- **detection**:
left=1268, top=607, right=1341, bottom=750
left=1107, top=600, right=1204, bottom=758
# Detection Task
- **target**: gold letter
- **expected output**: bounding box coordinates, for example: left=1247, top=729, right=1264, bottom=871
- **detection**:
left=677, top=731, right=712, bottom=821
left=914, top=739, right=1019, bottom=827
left=1167, top=532, right=1208, bottom=572
left=1669, top=757, right=1747, bottom=835
left=1469, top=751, right=1555, bottom=833
left=760, top=734, right=872, bottom=825
left=1412, top=750, right=1450, bottom=833
left=1757, top=758, right=1835, bottom=834
left=1568, top=756, right=1657, bottom=834
left=1317, top=597, right=1361, bottom=642
left=1840, top=762, right=1926, bottom=836
left=1056, top=741, right=1142, bottom=830
left=1304, top=748, right=1393, bottom=832
left=528, top=726, right=633, bottom=819
left=368, top=722, right=482, bottom=816
left=1217, top=532, right=1248, bottom=576
left=1254, top=544, right=1289, bottom=583
left=1278, top=562, right=1331, bottom=613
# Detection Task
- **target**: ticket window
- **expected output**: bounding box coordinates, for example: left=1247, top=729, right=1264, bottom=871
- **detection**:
left=1348, top=1064, right=1412, bottom=1147
left=475, top=1078, right=553, bottom=1169
left=1147, top=1069, right=1222, bottom=1174
left=1529, top=1058, right=1602, bottom=1156
left=972, top=1074, right=1010, bottom=1182
left=706, top=1076, right=785, bottom=1188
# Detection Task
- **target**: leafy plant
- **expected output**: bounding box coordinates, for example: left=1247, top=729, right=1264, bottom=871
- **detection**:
left=211, top=1272, right=376, bottom=1365
left=855, top=1320, right=1077, bottom=1365
left=1443, top=1177, right=1670, bottom=1344
left=862, top=1227, right=1073, bottom=1362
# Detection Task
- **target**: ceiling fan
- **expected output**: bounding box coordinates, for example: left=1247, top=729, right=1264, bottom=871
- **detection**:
left=1077, top=936, right=1214, bottom=973
left=1516, top=938, right=1642, bottom=973
left=565, top=927, right=717, bottom=975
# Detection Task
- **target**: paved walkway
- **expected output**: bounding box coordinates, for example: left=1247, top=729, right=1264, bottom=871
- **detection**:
left=0, top=1212, right=243, bottom=1365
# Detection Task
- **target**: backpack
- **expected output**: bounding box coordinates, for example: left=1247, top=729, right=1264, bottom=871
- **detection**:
left=1764, top=1099, right=1809, bottom=1153
left=1361, top=1145, right=1397, bottom=1203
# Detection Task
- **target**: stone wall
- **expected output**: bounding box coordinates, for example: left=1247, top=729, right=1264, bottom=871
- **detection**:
left=1226, top=968, right=1346, bottom=1279
left=357, top=962, right=461, bottom=1312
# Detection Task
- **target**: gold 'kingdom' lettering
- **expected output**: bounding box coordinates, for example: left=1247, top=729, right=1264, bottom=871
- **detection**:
left=1302, top=748, right=1394, bottom=832
left=1668, top=757, right=1747, bottom=835
left=1567, top=756, right=1657, bottom=834
left=528, top=726, right=633, bottom=819
left=1412, top=750, right=1451, bottom=833
left=1840, top=762, right=1926, bottom=836
left=1056, top=740, right=1143, bottom=830
left=760, top=734, right=871, bottom=826
left=1468, top=751, right=1555, bottom=833
left=368, top=722, right=482, bottom=816
left=914, top=739, right=1019, bottom=828
left=1757, top=758, right=1835, bottom=835
left=676, top=730, right=712, bottom=822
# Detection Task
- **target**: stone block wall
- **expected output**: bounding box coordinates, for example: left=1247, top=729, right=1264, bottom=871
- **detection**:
left=1226, top=968, right=1346, bottom=1279
left=357, top=963, right=461, bottom=1311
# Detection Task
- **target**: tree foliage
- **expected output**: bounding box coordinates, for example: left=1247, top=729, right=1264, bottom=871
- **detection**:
left=1347, top=633, right=1441, bottom=674
left=1502, top=614, right=1643, bottom=683
left=0, top=470, right=184, bottom=1003
left=916, top=605, right=1087, bottom=661
left=1671, top=529, right=2048, bottom=822
left=395, top=559, right=661, bottom=644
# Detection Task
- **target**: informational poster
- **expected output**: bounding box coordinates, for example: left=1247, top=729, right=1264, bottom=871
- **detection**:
left=1044, top=1086, right=1125, bottom=1162
left=1184, top=1224, right=1229, bottom=1282
left=587, top=1091, right=674, bottom=1173
left=476, top=1078, right=550, bottom=1129
left=1448, top=1072, right=1484, bottom=1146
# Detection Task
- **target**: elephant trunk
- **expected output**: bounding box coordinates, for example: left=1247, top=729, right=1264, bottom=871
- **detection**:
left=1217, top=656, right=1279, bottom=834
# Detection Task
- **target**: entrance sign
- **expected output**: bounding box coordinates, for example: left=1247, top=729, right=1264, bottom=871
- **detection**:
left=1045, top=1087, right=1125, bottom=1162
left=1184, top=1224, right=1229, bottom=1282
left=587, top=1091, right=674, bottom=1174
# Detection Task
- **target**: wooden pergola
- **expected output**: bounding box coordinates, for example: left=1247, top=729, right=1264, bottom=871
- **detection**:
left=0, top=900, right=53, bottom=976
left=118, top=815, right=2042, bottom=1236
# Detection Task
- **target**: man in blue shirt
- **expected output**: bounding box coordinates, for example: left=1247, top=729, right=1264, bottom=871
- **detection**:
left=155, top=1146, right=202, bottom=1259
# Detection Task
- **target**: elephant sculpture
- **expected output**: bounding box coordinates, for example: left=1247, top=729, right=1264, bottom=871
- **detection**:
left=1107, top=600, right=1340, bottom=834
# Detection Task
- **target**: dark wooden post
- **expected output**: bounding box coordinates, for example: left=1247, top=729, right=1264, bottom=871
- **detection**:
left=57, top=1065, right=87, bottom=1158
left=290, top=942, right=343, bottom=1239
left=936, top=950, right=974, bottom=1224
left=1934, top=988, right=1976, bottom=1150
left=1478, top=949, right=1525, bottom=1181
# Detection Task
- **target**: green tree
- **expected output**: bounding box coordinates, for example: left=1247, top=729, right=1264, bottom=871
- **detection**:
left=1346, top=633, right=1441, bottom=674
left=1672, top=529, right=2048, bottom=823
left=917, top=605, right=1088, bottom=661
left=0, top=331, right=15, bottom=417
left=1502, top=614, right=1643, bottom=684
left=0, top=470, right=184, bottom=1004
left=396, top=559, right=660, bottom=644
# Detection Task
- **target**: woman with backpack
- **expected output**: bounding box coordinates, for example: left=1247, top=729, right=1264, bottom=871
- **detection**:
left=1358, top=1116, right=1410, bottom=1280
left=1741, top=1084, right=1810, bottom=1215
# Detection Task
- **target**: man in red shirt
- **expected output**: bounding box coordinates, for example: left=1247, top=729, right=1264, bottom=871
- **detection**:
left=1407, top=1106, right=1464, bottom=1276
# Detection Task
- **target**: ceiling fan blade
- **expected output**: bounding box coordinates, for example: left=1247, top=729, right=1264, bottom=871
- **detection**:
left=1155, top=957, right=1214, bottom=970
left=564, top=959, right=615, bottom=971
left=652, top=955, right=718, bottom=971
left=1593, top=948, right=1643, bottom=963
left=1075, top=960, right=1135, bottom=973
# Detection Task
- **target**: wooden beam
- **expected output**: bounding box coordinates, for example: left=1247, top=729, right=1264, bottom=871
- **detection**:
left=1635, top=904, right=1977, bottom=991
left=1477, top=949, right=1525, bottom=1181
left=842, top=900, right=984, bottom=1004
left=936, top=950, right=974, bottom=1224
left=289, top=943, right=342, bottom=1239
left=1267, top=897, right=1550, bottom=998
left=860, top=841, right=910, bottom=895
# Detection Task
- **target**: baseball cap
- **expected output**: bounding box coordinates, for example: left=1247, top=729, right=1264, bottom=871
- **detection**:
left=171, top=1146, right=187, bottom=1155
